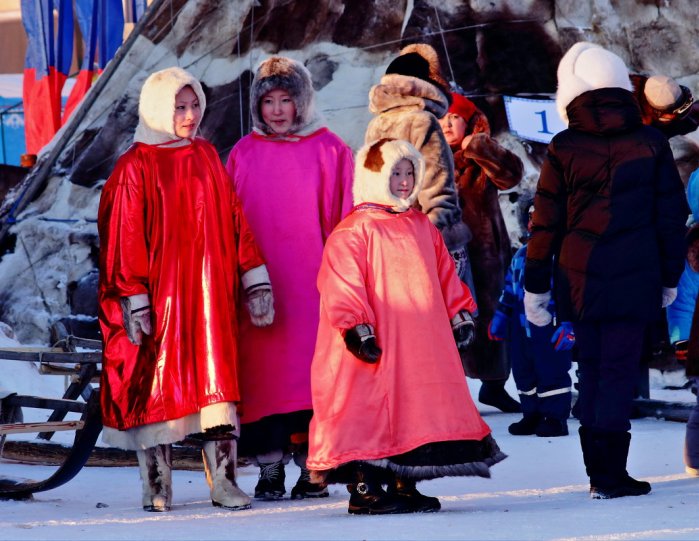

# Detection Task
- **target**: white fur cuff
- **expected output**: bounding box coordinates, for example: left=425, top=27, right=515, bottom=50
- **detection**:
left=242, top=265, right=271, bottom=292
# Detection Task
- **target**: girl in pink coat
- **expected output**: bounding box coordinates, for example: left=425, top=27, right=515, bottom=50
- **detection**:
left=307, top=139, right=506, bottom=515
left=225, top=56, right=354, bottom=501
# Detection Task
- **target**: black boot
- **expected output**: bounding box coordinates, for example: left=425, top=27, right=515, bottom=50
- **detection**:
left=291, top=466, right=329, bottom=499
left=580, top=427, right=651, bottom=499
left=290, top=445, right=329, bottom=499
left=479, top=380, right=521, bottom=413
left=254, top=460, right=286, bottom=500
left=535, top=417, right=569, bottom=437
left=508, top=414, right=541, bottom=436
left=347, top=466, right=413, bottom=515
left=387, top=478, right=440, bottom=512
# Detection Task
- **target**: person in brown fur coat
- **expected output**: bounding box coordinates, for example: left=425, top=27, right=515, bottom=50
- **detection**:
left=365, top=44, right=474, bottom=290
left=439, top=93, right=523, bottom=412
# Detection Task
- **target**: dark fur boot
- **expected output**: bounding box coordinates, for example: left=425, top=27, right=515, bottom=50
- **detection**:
left=136, top=444, right=172, bottom=512
left=347, top=466, right=413, bottom=515
left=386, top=478, right=440, bottom=512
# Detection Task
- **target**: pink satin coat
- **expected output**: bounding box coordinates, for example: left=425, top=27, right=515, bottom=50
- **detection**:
left=225, top=128, right=354, bottom=424
left=307, top=206, right=490, bottom=471
left=98, top=138, right=264, bottom=431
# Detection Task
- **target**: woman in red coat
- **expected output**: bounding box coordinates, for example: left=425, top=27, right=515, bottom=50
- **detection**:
left=307, top=139, right=505, bottom=515
left=98, top=67, right=273, bottom=512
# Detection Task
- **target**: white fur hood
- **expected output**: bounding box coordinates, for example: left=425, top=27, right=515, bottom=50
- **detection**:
left=556, top=42, right=632, bottom=124
left=353, top=139, right=425, bottom=212
left=133, top=67, right=206, bottom=145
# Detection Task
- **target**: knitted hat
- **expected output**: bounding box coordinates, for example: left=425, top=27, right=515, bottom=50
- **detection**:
left=133, top=67, right=206, bottom=145
left=250, top=56, right=317, bottom=135
left=385, top=43, right=451, bottom=101
left=644, top=75, right=683, bottom=111
left=448, top=93, right=477, bottom=121
left=353, top=139, right=426, bottom=212
left=555, top=42, right=632, bottom=123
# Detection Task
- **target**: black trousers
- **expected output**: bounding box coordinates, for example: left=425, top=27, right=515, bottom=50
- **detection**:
left=574, top=320, right=646, bottom=433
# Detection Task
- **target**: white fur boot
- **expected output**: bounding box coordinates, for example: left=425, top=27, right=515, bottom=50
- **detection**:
left=136, top=444, right=172, bottom=512
left=202, top=439, right=252, bottom=510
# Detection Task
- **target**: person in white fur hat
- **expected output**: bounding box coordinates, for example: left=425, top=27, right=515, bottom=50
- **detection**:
left=98, top=66, right=274, bottom=512
left=306, top=138, right=505, bottom=515
left=523, top=42, right=689, bottom=499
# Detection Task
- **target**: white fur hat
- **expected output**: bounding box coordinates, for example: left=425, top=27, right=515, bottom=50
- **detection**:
left=644, top=75, right=683, bottom=110
left=133, top=67, right=206, bottom=145
left=353, top=139, right=425, bottom=212
left=556, top=42, right=632, bottom=124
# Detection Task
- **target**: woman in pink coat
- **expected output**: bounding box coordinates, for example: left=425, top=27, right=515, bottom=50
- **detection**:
left=307, top=139, right=506, bottom=515
left=225, top=56, right=354, bottom=500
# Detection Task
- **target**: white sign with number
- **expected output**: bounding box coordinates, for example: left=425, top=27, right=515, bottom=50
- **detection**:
left=503, top=95, right=567, bottom=144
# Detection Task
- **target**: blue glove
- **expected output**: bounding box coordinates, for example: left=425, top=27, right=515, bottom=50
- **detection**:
left=488, top=310, right=508, bottom=341
left=551, top=322, right=575, bottom=352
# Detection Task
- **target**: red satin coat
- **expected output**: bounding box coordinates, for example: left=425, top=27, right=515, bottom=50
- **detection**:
left=98, top=138, right=264, bottom=431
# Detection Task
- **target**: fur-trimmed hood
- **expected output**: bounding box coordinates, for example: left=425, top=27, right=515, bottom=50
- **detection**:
left=353, top=139, right=425, bottom=212
left=133, top=67, right=206, bottom=145
left=250, top=56, right=320, bottom=136
left=369, top=73, right=449, bottom=118
left=556, top=42, right=632, bottom=124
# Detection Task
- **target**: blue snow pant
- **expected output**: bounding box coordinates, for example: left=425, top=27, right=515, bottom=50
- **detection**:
left=686, top=378, right=699, bottom=471
left=508, top=314, right=572, bottom=421
left=574, top=320, right=646, bottom=432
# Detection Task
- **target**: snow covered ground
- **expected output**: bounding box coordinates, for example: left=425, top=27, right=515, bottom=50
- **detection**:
left=1, top=373, right=698, bottom=541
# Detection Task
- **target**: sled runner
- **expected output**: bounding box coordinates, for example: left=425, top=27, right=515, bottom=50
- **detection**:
left=0, top=333, right=102, bottom=499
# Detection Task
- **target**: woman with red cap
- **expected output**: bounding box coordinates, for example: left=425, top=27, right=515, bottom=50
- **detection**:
left=439, top=93, right=524, bottom=412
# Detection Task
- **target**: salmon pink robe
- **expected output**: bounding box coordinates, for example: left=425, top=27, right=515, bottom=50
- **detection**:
left=226, top=128, right=354, bottom=424
left=98, top=138, right=264, bottom=431
left=307, top=206, right=491, bottom=471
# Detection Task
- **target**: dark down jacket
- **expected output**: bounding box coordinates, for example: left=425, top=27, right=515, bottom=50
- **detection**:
left=525, top=87, right=689, bottom=322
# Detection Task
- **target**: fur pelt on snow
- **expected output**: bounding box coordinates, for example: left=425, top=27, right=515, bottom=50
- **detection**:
left=353, top=139, right=425, bottom=212
left=133, top=67, right=206, bottom=145
left=250, top=56, right=320, bottom=136
left=556, top=42, right=632, bottom=124
left=366, top=74, right=470, bottom=250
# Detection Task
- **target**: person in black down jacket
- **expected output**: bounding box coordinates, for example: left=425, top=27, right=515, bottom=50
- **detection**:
left=523, top=42, right=689, bottom=499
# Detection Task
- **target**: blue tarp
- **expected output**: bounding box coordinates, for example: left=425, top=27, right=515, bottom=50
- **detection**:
left=0, top=97, right=25, bottom=166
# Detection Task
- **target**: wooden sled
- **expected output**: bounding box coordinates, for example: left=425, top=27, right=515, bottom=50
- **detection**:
left=0, top=334, right=102, bottom=500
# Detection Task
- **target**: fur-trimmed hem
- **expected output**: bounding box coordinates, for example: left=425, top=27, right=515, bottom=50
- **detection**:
left=102, top=402, right=238, bottom=450
left=311, top=435, right=506, bottom=484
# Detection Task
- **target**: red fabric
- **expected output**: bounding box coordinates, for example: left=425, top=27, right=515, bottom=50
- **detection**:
left=307, top=207, right=487, bottom=471
left=98, top=138, right=264, bottom=431
left=62, top=69, right=96, bottom=123
left=22, top=67, right=66, bottom=154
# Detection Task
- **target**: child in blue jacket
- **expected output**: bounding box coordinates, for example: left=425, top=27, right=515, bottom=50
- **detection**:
left=489, top=207, right=574, bottom=437
left=666, top=169, right=699, bottom=477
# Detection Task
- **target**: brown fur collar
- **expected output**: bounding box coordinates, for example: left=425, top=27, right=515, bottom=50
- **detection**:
left=368, top=74, right=448, bottom=118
